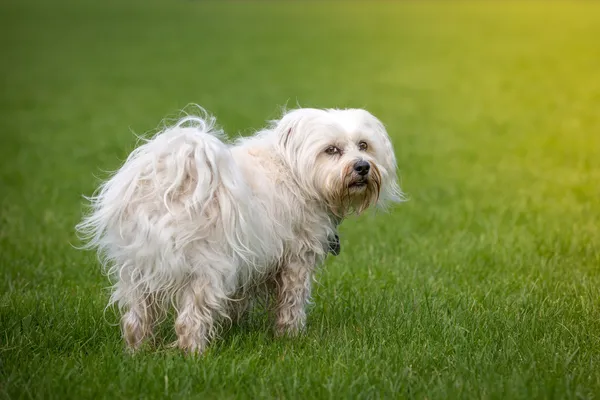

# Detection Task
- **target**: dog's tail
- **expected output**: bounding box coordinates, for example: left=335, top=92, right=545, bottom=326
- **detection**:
left=76, top=111, right=267, bottom=294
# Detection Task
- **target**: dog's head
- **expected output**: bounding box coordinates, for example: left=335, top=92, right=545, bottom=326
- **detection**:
left=274, top=108, right=403, bottom=216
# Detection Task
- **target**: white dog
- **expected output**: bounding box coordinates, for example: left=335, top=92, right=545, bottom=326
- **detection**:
left=77, top=107, right=403, bottom=353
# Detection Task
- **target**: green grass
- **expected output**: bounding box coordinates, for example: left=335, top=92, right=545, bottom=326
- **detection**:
left=2, top=0, right=600, bottom=398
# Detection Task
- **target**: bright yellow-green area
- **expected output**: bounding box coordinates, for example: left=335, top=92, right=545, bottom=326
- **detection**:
left=1, top=1, right=599, bottom=398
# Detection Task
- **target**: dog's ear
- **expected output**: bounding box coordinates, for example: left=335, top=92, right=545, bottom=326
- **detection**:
left=273, top=109, right=303, bottom=151
left=273, top=108, right=326, bottom=152
left=282, top=128, right=292, bottom=149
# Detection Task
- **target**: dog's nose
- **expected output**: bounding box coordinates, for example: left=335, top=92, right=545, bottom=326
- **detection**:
left=353, top=160, right=370, bottom=176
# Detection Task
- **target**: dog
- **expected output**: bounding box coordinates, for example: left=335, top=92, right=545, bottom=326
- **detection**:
left=77, top=107, right=403, bottom=353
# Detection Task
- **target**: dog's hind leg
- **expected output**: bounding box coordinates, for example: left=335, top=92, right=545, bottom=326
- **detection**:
left=175, top=276, right=227, bottom=354
left=121, top=289, right=157, bottom=351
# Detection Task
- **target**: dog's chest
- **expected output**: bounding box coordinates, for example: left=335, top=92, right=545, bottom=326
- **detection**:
left=236, top=146, right=334, bottom=258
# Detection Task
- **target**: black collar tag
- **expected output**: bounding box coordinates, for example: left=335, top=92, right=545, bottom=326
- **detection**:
left=328, top=233, right=341, bottom=256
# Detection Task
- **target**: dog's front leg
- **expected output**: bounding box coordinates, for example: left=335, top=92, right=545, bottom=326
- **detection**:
left=274, top=259, right=314, bottom=336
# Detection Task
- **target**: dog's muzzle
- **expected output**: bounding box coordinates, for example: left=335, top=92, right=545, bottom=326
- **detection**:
left=348, top=160, right=371, bottom=188
left=353, top=160, right=370, bottom=176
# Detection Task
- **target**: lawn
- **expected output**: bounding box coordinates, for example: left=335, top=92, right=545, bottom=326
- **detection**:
left=1, top=0, right=600, bottom=398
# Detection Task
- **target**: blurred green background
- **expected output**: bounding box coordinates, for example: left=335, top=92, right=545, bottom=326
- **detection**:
left=1, top=0, right=600, bottom=398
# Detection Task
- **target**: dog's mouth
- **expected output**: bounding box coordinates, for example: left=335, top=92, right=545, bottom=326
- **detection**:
left=329, top=164, right=382, bottom=217
left=348, top=178, right=368, bottom=189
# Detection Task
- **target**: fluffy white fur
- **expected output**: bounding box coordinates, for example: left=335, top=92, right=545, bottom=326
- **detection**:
left=77, top=107, right=403, bottom=353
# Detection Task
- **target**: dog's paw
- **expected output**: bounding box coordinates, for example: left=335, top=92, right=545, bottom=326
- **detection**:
left=275, top=322, right=306, bottom=338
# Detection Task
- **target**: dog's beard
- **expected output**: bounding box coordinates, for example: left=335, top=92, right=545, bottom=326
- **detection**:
left=325, top=163, right=382, bottom=217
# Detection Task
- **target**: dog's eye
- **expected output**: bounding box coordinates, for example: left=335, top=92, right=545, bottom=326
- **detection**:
left=358, top=141, right=368, bottom=151
left=324, top=146, right=341, bottom=155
